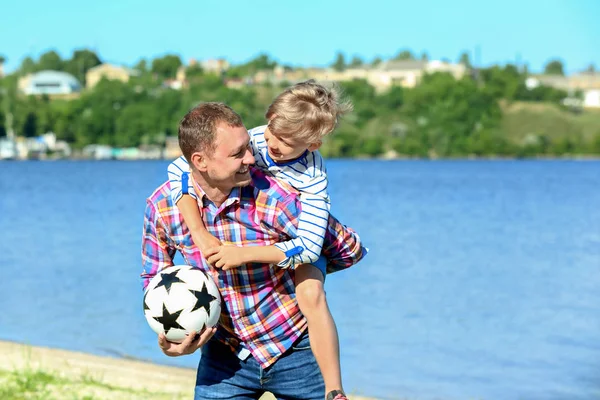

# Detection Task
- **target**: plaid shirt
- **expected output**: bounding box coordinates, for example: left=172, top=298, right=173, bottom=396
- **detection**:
left=141, top=168, right=366, bottom=368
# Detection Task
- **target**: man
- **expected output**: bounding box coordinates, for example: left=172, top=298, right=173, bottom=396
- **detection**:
left=141, top=103, right=366, bottom=399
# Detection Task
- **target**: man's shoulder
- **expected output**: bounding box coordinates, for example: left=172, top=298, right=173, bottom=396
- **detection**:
left=146, top=181, right=174, bottom=209
left=248, top=167, right=298, bottom=203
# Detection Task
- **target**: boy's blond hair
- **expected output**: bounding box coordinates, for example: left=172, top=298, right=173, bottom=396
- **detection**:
left=265, top=80, right=353, bottom=144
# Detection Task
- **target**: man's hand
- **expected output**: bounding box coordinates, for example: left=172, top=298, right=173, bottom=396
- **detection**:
left=158, top=327, right=216, bottom=357
left=205, top=245, right=249, bottom=270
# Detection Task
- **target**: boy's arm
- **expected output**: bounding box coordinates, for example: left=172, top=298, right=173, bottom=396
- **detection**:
left=272, top=156, right=330, bottom=268
left=206, top=161, right=330, bottom=270
left=273, top=188, right=329, bottom=268
left=167, top=157, right=221, bottom=254
left=167, top=156, right=196, bottom=203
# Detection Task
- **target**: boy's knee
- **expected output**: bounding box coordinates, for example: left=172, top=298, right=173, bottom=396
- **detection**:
left=296, top=280, right=326, bottom=314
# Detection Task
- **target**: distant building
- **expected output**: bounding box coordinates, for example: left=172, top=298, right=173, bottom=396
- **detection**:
left=18, top=70, right=82, bottom=98
left=0, top=138, right=17, bottom=160
left=526, top=72, right=600, bottom=109
left=250, top=60, right=466, bottom=92
left=86, top=64, right=138, bottom=88
left=82, top=145, right=113, bottom=160
left=198, top=58, right=230, bottom=74
left=164, top=136, right=182, bottom=160
left=367, top=60, right=427, bottom=88
left=525, top=75, right=570, bottom=91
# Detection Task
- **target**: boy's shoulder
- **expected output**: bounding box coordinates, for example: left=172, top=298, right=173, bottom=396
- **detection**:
left=248, top=125, right=268, bottom=137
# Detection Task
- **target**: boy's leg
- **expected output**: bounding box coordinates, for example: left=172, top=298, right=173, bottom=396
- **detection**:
left=263, top=331, right=325, bottom=400
left=194, top=339, right=262, bottom=400
left=295, top=262, right=345, bottom=398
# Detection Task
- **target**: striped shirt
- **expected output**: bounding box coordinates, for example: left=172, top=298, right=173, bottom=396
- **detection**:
left=167, top=125, right=330, bottom=269
left=142, top=168, right=367, bottom=368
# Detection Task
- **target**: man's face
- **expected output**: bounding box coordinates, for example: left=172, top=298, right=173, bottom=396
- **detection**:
left=200, top=122, right=254, bottom=190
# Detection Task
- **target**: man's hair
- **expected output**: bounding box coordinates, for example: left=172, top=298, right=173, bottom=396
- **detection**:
left=265, top=80, right=353, bottom=144
left=178, top=102, right=244, bottom=163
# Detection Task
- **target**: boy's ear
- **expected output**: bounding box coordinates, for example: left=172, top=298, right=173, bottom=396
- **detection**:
left=190, top=152, right=208, bottom=171
left=307, top=141, right=322, bottom=152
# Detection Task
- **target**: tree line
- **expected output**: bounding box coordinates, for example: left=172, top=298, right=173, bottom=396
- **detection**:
left=0, top=49, right=599, bottom=158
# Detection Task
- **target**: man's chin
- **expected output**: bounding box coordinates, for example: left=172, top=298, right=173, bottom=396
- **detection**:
left=235, top=172, right=252, bottom=186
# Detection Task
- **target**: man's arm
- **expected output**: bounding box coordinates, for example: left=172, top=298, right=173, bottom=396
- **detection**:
left=141, top=199, right=176, bottom=290
left=141, top=199, right=218, bottom=356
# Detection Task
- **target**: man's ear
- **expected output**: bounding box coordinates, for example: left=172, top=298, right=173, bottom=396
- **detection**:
left=190, top=152, right=208, bottom=172
left=307, top=141, right=322, bottom=152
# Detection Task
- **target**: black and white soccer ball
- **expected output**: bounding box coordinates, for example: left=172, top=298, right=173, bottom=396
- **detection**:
left=143, top=265, right=221, bottom=343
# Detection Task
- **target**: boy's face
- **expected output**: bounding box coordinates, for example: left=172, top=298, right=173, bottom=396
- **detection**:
left=264, top=126, right=320, bottom=162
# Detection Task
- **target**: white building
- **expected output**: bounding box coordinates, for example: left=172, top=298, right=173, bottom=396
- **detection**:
left=19, top=70, right=82, bottom=96
left=583, top=90, right=600, bottom=108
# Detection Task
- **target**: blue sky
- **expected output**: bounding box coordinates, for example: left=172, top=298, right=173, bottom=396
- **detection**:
left=1, top=0, right=598, bottom=74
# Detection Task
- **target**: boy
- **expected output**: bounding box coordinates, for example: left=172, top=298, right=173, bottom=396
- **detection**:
left=167, top=80, right=365, bottom=400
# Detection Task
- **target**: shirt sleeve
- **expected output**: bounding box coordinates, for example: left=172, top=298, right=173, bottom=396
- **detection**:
left=167, top=156, right=197, bottom=203
left=141, top=199, right=176, bottom=290
left=321, top=214, right=368, bottom=274
left=274, top=154, right=330, bottom=269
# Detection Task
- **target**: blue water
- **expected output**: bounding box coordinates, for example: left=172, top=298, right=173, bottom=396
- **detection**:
left=1, top=160, right=599, bottom=400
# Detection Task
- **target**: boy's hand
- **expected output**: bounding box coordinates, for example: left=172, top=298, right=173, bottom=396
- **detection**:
left=205, top=245, right=249, bottom=270
left=191, top=231, right=222, bottom=258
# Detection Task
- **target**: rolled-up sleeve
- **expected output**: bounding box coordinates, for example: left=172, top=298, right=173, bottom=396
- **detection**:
left=321, top=214, right=368, bottom=274
left=141, top=199, right=175, bottom=290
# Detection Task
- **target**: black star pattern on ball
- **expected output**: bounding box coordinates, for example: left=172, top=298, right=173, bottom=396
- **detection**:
left=153, top=304, right=185, bottom=335
left=143, top=294, right=150, bottom=312
left=189, top=283, right=217, bottom=317
left=154, top=270, right=184, bottom=293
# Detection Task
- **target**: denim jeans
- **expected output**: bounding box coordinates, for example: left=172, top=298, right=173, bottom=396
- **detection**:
left=194, top=332, right=324, bottom=399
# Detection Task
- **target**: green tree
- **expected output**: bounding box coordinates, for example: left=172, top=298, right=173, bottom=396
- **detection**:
left=331, top=52, right=346, bottom=72
left=38, top=50, right=63, bottom=71
left=22, top=112, right=38, bottom=137
left=186, top=64, right=204, bottom=79
left=377, top=86, right=404, bottom=110
left=403, top=73, right=502, bottom=156
left=64, top=49, right=102, bottom=84
left=458, top=51, right=472, bottom=68
left=226, top=53, right=276, bottom=78
left=393, top=49, right=414, bottom=61
left=371, top=56, right=382, bottom=67
left=134, top=59, right=148, bottom=73
left=349, top=56, right=364, bottom=68
left=480, top=65, right=525, bottom=100
left=585, top=64, right=595, bottom=74
left=151, top=54, right=183, bottom=79
left=544, top=59, right=565, bottom=76
left=19, top=56, right=36, bottom=75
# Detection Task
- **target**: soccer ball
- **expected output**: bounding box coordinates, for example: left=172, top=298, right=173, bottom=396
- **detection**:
left=143, top=265, right=221, bottom=343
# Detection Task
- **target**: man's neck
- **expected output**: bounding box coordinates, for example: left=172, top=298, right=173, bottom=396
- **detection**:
left=191, top=171, right=231, bottom=207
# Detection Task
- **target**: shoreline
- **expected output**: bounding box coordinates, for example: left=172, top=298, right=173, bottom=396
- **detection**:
left=0, top=340, right=378, bottom=400
left=1, top=154, right=600, bottom=162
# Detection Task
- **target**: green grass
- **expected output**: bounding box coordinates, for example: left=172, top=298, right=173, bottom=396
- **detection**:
left=0, top=365, right=179, bottom=400
left=0, top=368, right=67, bottom=400
left=502, top=102, right=600, bottom=143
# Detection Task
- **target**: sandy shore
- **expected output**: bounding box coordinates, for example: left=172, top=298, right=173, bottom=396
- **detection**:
left=0, top=340, right=378, bottom=400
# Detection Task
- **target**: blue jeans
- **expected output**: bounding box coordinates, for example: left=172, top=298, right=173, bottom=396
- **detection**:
left=194, top=332, right=324, bottom=399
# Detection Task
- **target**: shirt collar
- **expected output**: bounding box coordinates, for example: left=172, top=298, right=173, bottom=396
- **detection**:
left=264, top=149, right=309, bottom=168
left=192, top=176, right=242, bottom=209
